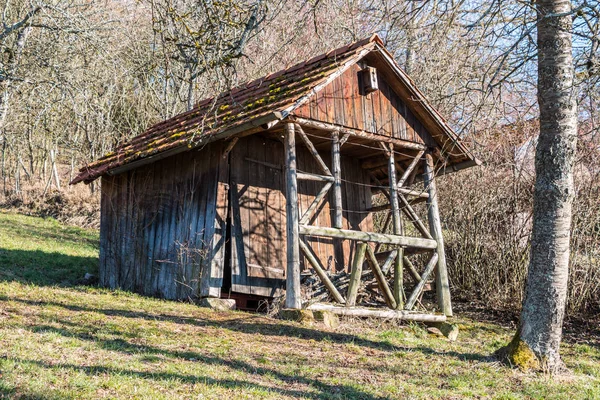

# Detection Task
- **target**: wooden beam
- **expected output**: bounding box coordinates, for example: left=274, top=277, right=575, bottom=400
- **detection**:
left=299, top=225, right=438, bottom=249
left=380, top=249, right=398, bottom=275
left=292, top=117, right=427, bottom=151
left=306, top=303, right=447, bottom=322
left=222, top=137, right=239, bottom=159
left=331, top=131, right=343, bottom=229
left=366, top=246, right=397, bottom=309
left=398, top=192, right=433, bottom=240
left=295, top=124, right=332, bottom=177
left=300, top=181, right=333, bottom=225
left=424, top=152, right=452, bottom=316
left=297, top=172, right=335, bottom=182
left=339, top=133, right=350, bottom=147
left=405, top=253, right=439, bottom=310
left=299, top=240, right=345, bottom=304
left=284, top=123, right=301, bottom=309
left=347, top=242, right=367, bottom=307
left=397, top=149, right=424, bottom=187
left=403, top=255, right=422, bottom=283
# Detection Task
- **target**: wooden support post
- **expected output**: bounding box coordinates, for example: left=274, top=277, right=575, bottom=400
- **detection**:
left=387, top=144, right=404, bottom=309
left=299, top=240, right=345, bottom=304
left=424, top=152, right=452, bottom=316
left=284, top=123, right=301, bottom=309
left=405, top=253, right=439, bottom=310
left=331, top=131, right=343, bottom=229
left=366, top=246, right=397, bottom=309
left=347, top=242, right=367, bottom=306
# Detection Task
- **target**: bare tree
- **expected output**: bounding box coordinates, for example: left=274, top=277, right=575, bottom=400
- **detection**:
left=498, top=0, right=578, bottom=372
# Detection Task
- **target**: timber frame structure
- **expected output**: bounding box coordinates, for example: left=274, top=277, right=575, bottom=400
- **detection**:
left=72, top=35, right=479, bottom=321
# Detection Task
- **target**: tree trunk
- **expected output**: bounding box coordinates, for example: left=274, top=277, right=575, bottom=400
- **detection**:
left=499, top=0, right=577, bottom=373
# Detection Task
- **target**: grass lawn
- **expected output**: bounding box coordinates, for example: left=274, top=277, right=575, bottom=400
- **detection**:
left=0, top=210, right=598, bottom=399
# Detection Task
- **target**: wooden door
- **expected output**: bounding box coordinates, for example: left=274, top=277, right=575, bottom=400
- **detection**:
left=229, top=135, right=287, bottom=296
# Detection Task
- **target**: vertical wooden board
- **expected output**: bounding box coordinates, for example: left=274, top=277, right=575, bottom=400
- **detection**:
left=363, top=91, right=375, bottom=133
left=198, top=142, right=224, bottom=296
left=174, top=151, right=194, bottom=299
left=371, top=76, right=383, bottom=135
left=406, top=105, right=417, bottom=142
left=246, top=139, right=267, bottom=289
left=98, top=176, right=112, bottom=287
left=272, top=139, right=287, bottom=274
left=117, top=172, right=131, bottom=289
left=196, top=146, right=214, bottom=296
left=379, top=77, right=393, bottom=137
left=157, top=155, right=178, bottom=298
left=143, top=160, right=161, bottom=295
left=309, top=90, right=320, bottom=121
left=131, top=168, right=146, bottom=292
left=264, top=137, right=285, bottom=274
left=341, top=68, right=355, bottom=129
left=230, top=138, right=249, bottom=293
left=389, top=86, right=402, bottom=139
left=176, top=153, right=194, bottom=298
left=151, top=156, right=169, bottom=296
left=294, top=102, right=311, bottom=118
left=351, top=66, right=365, bottom=131
left=332, top=73, right=345, bottom=126
left=323, top=79, right=336, bottom=124
left=315, top=90, right=327, bottom=121
left=211, top=142, right=230, bottom=294
left=167, top=154, right=185, bottom=299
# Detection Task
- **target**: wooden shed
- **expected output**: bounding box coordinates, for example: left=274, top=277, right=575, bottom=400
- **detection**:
left=72, top=35, right=478, bottom=319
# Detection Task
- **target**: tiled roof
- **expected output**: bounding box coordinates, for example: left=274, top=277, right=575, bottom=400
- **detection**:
left=71, top=36, right=380, bottom=184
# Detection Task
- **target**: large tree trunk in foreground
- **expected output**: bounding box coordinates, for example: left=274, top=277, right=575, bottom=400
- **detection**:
left=499, top=0, right=577, bottom=373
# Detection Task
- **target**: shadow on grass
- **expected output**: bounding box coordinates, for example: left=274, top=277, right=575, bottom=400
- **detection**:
left=0, top=249, right=97, bottom=286
left=10, top=296, right=492, bottom=364
left=2, top=353, right=385, bottom=400
left=10, top=296, right=405, bottom=352
left=13, top=317, right=396, bottom=399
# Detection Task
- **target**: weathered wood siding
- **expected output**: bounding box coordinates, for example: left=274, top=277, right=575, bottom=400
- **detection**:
left=99, top=142, right=228, bottom=300
left=294, top=64, right=432, bottom=144
left=229, top=135, right=373, bottom=296
left=99, top=134, right=375, bottom=299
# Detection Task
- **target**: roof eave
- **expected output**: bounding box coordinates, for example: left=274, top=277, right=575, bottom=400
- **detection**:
left=71, top=111, right=284, bottom=185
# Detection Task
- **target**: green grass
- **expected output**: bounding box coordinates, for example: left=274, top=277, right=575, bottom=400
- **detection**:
left=0, top=210, right=599, bottom=399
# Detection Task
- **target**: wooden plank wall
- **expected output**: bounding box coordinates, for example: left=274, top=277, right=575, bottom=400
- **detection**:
left=294, top=64, right=430, bottom=143
left=99, top=142, right=227, bottom=300
left=229, top=135, right=373, bottom=296
left=99, top=133, right=375, bottom=300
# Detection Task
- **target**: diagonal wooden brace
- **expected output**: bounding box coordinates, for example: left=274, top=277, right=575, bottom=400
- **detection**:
left=299, top=239, right=345, bottom=304
left=300, top=181, right=333, bottom=225
left=405, top=252, right=439, bottom=310
left=295, top=124, right=332, bottom=177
